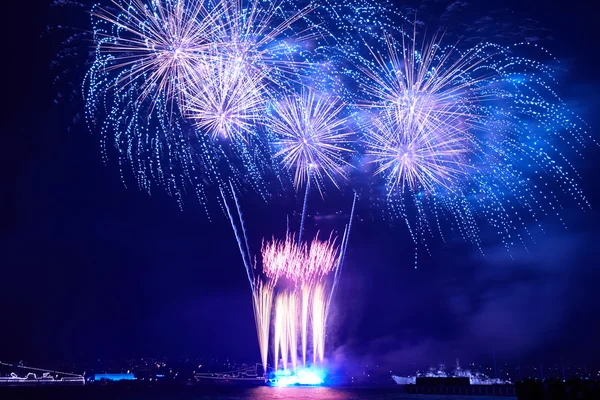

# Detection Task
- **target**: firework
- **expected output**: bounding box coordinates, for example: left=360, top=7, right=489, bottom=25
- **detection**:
left=84, top=0, right=326, bottom=207
left=354, top=26, right=591, bottom=254
left=181, top=54, right=268, bottom=141
left=364, top=112, right=471, bottom=193
left=359, top=30, right=484, bottom=196
left=360, top=31, right=480, bottom=194
left=269, top=88, right=354, bottom=194
left=90, top=0, right=217, bottom=106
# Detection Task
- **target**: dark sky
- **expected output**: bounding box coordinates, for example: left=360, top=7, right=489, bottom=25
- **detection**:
left=2, top=0, right=599, bottom=372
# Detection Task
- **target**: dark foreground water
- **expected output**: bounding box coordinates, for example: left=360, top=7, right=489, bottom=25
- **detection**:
left=0, top=386, right=516, bottom=400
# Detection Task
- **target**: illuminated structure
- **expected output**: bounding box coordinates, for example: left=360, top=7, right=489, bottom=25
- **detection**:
left=0, top=361, right=84, bottom=386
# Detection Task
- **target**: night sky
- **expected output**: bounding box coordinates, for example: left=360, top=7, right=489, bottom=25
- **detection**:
left=2, top=0, right=600, bottom=372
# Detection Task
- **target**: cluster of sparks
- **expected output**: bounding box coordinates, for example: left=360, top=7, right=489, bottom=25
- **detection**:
left=361, top=31, right=477, bottom=193
left=244, top=228, right=346, bottom=373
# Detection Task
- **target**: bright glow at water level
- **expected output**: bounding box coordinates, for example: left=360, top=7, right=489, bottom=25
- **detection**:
left=270, top=367, right=325, bottom=386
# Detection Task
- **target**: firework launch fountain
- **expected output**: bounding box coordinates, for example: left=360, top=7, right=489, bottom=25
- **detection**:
left=222, top=184, right=355, bottom=385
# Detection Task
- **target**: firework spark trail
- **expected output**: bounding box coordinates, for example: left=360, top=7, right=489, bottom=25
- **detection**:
left=301, top=284, right=310, bottom=367
left=298, top=176, right=310, bottom=244
left=252, top=279, right=274, bottom=372
left=311, top=283, right=326, bottom=365
left=273, top=294, right=282, bottom=372
left=287, top=292, right=298, bottom=371
left=328, top=191, right=357, bottom=317
left=220, top=186, right=253, bottom=286
left=274, top=294, right=289, bottom=371
left=230, top=181, right=254, bottom=281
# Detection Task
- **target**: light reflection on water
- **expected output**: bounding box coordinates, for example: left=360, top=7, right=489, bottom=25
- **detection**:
left=182, top=387, right=515, bottom=400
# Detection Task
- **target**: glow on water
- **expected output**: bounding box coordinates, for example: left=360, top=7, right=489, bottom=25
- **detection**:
left=270, top=367, right=326, bottom=386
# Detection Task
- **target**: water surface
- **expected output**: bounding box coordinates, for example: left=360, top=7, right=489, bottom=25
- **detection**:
left=1, top=386, right=516, bottom=400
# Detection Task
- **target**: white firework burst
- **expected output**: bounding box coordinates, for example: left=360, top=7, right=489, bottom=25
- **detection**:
left=181, top=54, right=267, bottom=141
left=364, top=112, right=471, bottom=193
left=268, top=89, right=354, bottom=194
